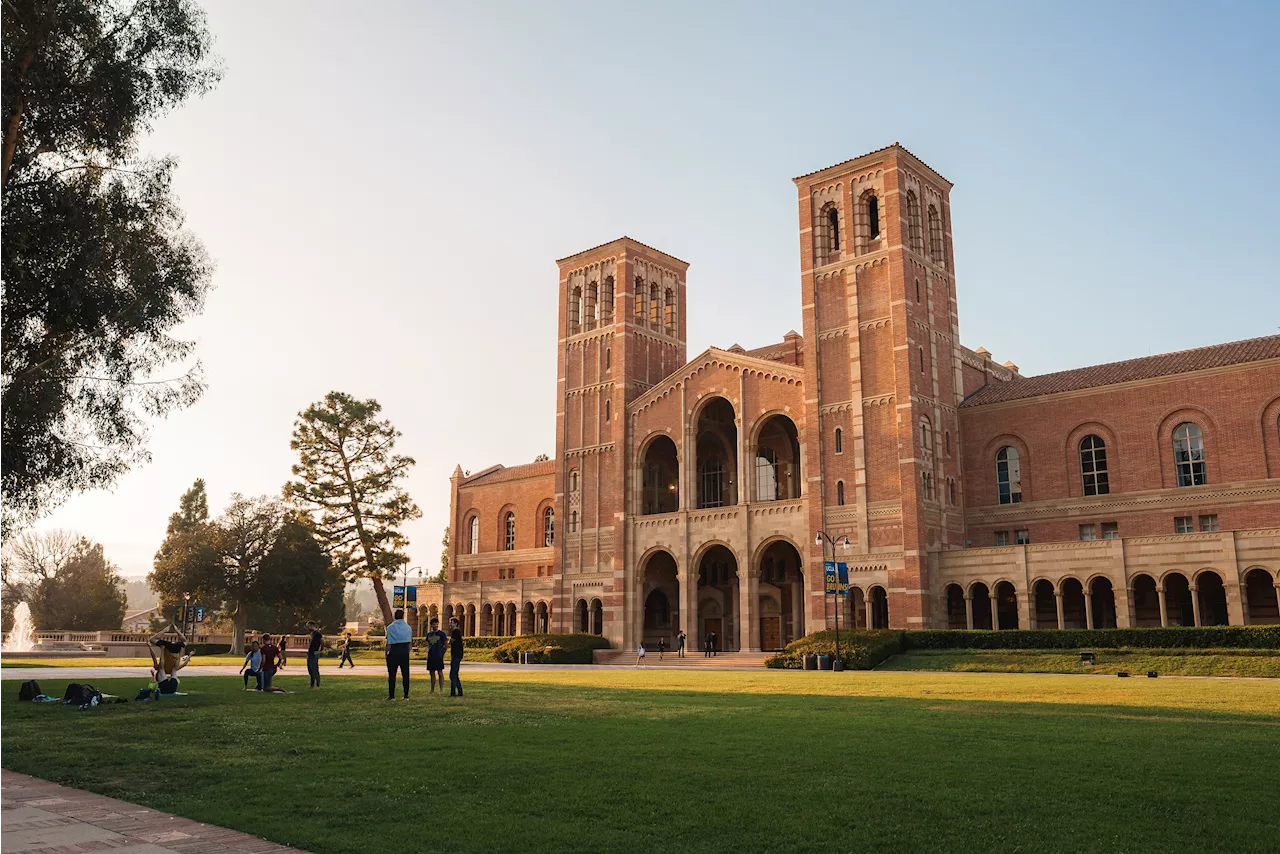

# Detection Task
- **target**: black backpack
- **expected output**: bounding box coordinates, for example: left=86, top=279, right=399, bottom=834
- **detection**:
left=62, top=683, right=102, bottom=706
left=18, top=680, right=41, bottom=701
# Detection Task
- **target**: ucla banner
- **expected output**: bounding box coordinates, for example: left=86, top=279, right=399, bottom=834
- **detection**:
left=393, top=585, right=405, bottom=608
left=824, top=561, right=838, bottom=594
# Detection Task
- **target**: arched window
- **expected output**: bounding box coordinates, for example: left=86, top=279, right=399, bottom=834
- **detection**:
left=836, top=480, right=846, bottom=506
left=755, top=446, right=779, bottom=502
left=1173, top=423, right=1206, bottom=487
left=834, top=427, right=843, bottom=454
left=928, top=205, right=944, bottom=264
left=570, top=510, right=579, bottom=532
left=920, top=418, right=932, bottom=453
left=698, top=458, right=724, bottom=508
left=915, top=279, right=921, bottom=303
left=542, top=507, right=554, bottom=547
left=817, top=203, right=839, bottom=265
left=1079, top=435, right=1110, bottom=496
left=601, top=276, right=615, bottom=324
left=948, top=477, right=957, bottom=505
left=569, top=469, right=579, bottom=493
left=503, top=512, right=516, bottom=550
left=604, top=399, right=611, bottom=422
left=649, top=283, right=660, bottom=327
left=468, top=515, right=479, bottom=554
left=945, top=430, right=951, bottom=456
left=664, top=288, right=675, bottom=333
left=605, top=347, right=611, bottom=372
left=921, top=471, right=933, bottom=500
left=827, top=205, right=840, bottom=253
left=868, top=194, right=880, bottom=240
left=906, top=191, right=923, bottom=254
left=569, top=286, right=581, bottom=334
left=634, top=276, right=646, bottom=321
left=919, top=347, right=926, bottom=374
left=584, top=281, right=598, bottom=330
left=996, top=447, right=1022, bottom=504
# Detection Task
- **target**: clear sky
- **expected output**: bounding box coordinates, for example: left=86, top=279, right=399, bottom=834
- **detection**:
left=34, top=1, right=1280, bottom=580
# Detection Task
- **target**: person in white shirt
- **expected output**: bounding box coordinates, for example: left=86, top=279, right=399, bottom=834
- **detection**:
left=384, top=609, right=413, bottom=700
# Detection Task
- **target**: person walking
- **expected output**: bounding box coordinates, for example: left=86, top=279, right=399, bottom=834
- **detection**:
left=338, top=633, right=355, bottom=668
left=704, top=633, right=713, bottom=658
left=241, top=640, right=263, bottom=691
left=658, top=637, right=666, bottom=661
left=677, top=630, right=686, bottom=658
left=636, top=642, right=647, bottom=668
left=448, top=617, right=465, bottom=697
left=385, top=609, right=412, bottom=701
left=425, top=617, right=448, bottom=695
left=306, top=621, right=324, bottom=689
left=259, top=633, right=281, bottom=691
left=711, top=631, right=718, bottom=657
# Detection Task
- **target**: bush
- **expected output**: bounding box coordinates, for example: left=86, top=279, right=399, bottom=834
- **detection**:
left=491, top=634, right=611, bottom=664
left=366, top=621, right=385, bottom=637
left=903, top=626, right=1280, bottom=651
left=462, top=636, right=511, bottom=650
left=766, top=630, right=903, bottom=670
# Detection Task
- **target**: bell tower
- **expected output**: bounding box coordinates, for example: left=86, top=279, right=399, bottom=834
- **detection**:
left=551, top=237, right=688, bottom=638
left=795, top=144, right=963, bottom=629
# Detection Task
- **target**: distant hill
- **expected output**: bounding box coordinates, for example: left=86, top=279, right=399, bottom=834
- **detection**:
left=121, top=578, right=158, bottom=610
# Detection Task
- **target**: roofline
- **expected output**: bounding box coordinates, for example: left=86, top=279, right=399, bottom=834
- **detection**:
left=556, top=235, right=689, bottom=269
left=627, top=346, right=805, bottom=413
left=793, top=142, right=954, bottom=188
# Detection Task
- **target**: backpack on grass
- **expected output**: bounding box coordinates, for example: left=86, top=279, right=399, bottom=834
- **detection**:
left=18, top=680, right=41, bottom=701
left=62, top=683, right=102, bottom=706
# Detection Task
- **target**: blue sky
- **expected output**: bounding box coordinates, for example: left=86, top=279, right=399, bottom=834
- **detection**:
left=35, top=1, right=1280, bottom=578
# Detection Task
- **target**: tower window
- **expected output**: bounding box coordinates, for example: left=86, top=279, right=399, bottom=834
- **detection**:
left=1173, top=422, right=1206, bottom=486
left=468, top=515, right=479, bottom=554
left=569, top=286, right=581, bottom=334
left=915, top=279, right=921, bottom=303
left=570, top=510, right=579, bottom=532
left=919, top=347, right=925, bottom=374
left=944, top=430, right=951, bottom=455
left=928, top=205, right=945, bottom=264
left=920, top=418, right=932, bottom=454
left=634, top=276, right=646, bottom=322
left=948, top=477, right=956, bottom=505
left=570, top=469, right=579, bottom=493
left=605, top=347, right=611, bottom=372
left=602, top=276, right=615, bottom=323
left=650, top=283, right=660, bottom=327
left=665, top=288, right=675, bottom=334
left=906, top=191, right=923, bottom=254
left=1080, top=435, right=1110, bottom=496
left=836, top=480, right=845, bottom=506
left=543, top=507, right=554, bottom=547
left=604, top=399, right=611, bottom=422
left=827, top=206, right=840, bottom=253
left=834, top=427, right=843, bottom=454
left=996, top=446, right=1022, bottom=505
left=585, top=281, right=598, bottom=330
left=868, top=195, right=880, bottom=240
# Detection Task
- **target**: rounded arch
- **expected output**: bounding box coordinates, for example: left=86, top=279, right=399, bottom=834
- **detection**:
left=575, top=598, right=589, bottom=633
left=463, top=510, right=481, bottom=555
left=984, top=433, right=1031, bottom=505
left=993, top=579, right=1019, bottom=630
left=750, top=534, right=807, bottom=570
left=536, top=499, right=556, bottom=547
left=1129, top=573, right=1161, bottom=627
left=751, top=411, right=802, bottom=502
left=867, top=584, right=889, bottom=629
left=638, top=432, right=680, bottom=515
left=943, top=583, right=966, bottom=629
left=1260, top=395, right=1280, bottom=478
left=1059, top=577, right=1087, bottom=629
left=1064, top=420, right=1120, bottom=498
left=695, top=542, right=741, bottom=651
left=590, top=598, right=604, bottom=635
left=1156, top=407, right=1217, bottom=489
left=1194, top=569, right=1229, bottom=626
left=968, top=581, right=993, bottom=630
left=1161, top=571, right=1194, bottom=626
left=1031, top=578, right=1056, bottom=628
left=690, top=539, right=741, bottom=570
left=496, top=504, right=518, bottom=551
left=1088, top=576, right=1118, bottom=628
left=693, top=395, right=738, bottom=509
left=1243, top=567, right=1279, bottom=624
left=755, top=537, right=806, bottom=647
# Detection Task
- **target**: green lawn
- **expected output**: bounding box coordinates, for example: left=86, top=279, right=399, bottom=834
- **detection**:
left=884, top=648, right=1280, bottom=678
left=3, top=670, right=1278, bottom=853
left=0, top=650, right=491, bottom=667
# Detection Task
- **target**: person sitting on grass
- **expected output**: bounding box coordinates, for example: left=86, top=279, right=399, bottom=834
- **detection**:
left=148, top=631, right=190, bottom=693
left=241, top=640, right=263, bottom=691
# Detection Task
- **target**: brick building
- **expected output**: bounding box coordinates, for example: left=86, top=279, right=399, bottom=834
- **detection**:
left=421, top=143, right=1280, bottom=649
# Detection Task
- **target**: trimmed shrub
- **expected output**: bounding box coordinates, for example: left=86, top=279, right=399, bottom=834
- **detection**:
left=766, top=630, right=903, bottom=670
left=491, top=633, right=611, bottom=664
left=462, top=636, right=510, bottom=650
left=903, top=626, right=1280, bottom=651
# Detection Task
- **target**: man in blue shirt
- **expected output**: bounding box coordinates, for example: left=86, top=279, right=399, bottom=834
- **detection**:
left=384, top=609, right=413, bottom=701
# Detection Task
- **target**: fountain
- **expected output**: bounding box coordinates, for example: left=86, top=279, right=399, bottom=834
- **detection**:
left=3, top=602, right=38, bottom=652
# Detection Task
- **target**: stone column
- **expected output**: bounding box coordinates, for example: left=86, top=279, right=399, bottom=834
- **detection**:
left=964, top=594, right=973, bottom=630
left=1190, top=585, right=1202, bottom=627
left=1116, top=586, right=1133, bottom=629
left=1156, top=586, right=1168, bottom=628
left=989, top=592, right=1000, bottom=631
left=791, top=580, right=805, bottom=636
left=1084, top=591, right=1094, bottom=630
left=737, top=571, right=752, bottom=651
left=680, top=569, right=697, bottom=651
left=1055, top=592, right=1065, bottom=630
left=865, top=595, right=874, bottom=630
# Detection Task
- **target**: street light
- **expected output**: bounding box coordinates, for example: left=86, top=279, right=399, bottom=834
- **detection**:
left=815, top=531, right=852, bottom=671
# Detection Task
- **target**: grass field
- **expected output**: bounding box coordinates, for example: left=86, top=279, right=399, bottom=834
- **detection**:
left=0, top=651, right=491, bottom=667
left=884, top=648, right=1280, bottom=678
left=3, top=670, right=1278, bottom=853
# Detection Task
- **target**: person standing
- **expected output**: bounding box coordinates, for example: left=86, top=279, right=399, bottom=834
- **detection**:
left=259, top=633, right=281, bottom=691
left=448, top=617, right=464, bottom=697
left=711, top=631, right=718, bottom=657
left=306, top=621, right=324, bottom=689
left=241, top=640, right=263, bottom=691
left=385, top=609, right=412, bottom=701
left=658, top=637, right=666, bottom=661
left=338, top=633, right=355, bottom=668
left=704, top=633, right=713, bottom=658
left=677, top=630, right=686, bottom=658
left=636, top=642, right=647, bottom=668
left=425, top=618, right=448, bottom=695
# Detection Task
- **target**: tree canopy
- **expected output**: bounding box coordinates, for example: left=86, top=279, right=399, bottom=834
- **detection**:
left=1, top=0, right=220, bottom=533
left=2, top=531, right=128, bottom=631
left=285, top=392, right=421, bottom=623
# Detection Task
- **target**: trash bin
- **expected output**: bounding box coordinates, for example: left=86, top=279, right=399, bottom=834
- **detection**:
left=833, top=659, right=845, bottom=672
left=818, top=654, right=833, bottom=671
left=803, top=653, right=818, bottom=671
left=520, top=651, right=537, bottom=665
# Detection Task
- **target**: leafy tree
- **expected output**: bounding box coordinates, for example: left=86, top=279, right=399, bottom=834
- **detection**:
left=430, top=526, right=449, bottom=583
left=28, top=538, right=127, bottom=630
left=343, top=586, right=360, bottom=620
left=285, top=392, right=421, bottom=623
left=1, top=0, right=220, bottom=533
left=248, top=517, right=340, bottom=635
left=1, top=527, right=80, bottom=630
left=210, top=494, right=285, bottom=652
left=149, top=478, right=218, bottom=624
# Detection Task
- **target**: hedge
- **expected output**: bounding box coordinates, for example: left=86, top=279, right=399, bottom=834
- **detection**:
left=490, top=634, right=611, bottom=664
left=462, top=636, right=510, bottom=650
left=903, top=626, right=1280, bottom=651
left=766, top=630, right=903, bottom=670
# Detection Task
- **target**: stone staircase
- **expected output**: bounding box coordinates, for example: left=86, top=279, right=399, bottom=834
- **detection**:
left=592, top=649, right=775, bottom=668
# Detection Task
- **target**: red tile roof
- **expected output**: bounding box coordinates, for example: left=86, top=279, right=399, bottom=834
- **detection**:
left=961, top=335, right=1280, bottom=406
left=461, top=460, right=556, bottom=487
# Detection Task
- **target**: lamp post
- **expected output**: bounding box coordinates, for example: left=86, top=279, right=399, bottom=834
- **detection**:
left=814, top=531, right=852, bottom=670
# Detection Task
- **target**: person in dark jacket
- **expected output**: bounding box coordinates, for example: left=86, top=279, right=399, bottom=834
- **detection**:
left=306, top=621, right=324, bottom=688
left=448, top=617, right=465, bottom=697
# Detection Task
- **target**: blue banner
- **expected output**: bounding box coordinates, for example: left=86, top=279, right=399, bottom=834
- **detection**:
left=392, top=585, right=405, bottom=608
left=823, top=560, right=838, bottom=594
left=836, top=562, right=850, bottom=595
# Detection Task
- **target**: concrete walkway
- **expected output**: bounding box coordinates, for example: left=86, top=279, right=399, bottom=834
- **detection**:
left=1, top=770, right=307, bottom=853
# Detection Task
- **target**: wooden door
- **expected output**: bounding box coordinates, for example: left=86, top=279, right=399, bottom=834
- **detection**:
left=760, top=617, right=781, bottom=651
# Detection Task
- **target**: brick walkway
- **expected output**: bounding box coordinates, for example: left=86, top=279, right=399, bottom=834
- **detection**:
left=1, top=770, right=309, bottom=853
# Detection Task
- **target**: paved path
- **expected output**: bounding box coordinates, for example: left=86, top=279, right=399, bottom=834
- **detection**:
left=1, top=769, right=307, bottom=853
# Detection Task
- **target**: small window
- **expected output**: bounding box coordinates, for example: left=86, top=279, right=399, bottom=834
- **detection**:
left=1173, top=423, right=1206, bottom=487
left=915, top=279, right=921, bottom=302
left=1101, top=522, right=1119, bottom=539
left=604, top=399, right=611, bottom=422
left=543, top=506, right=555, bottom=547
left=649, top=283, right=660, bottom=327
left=1174, top=516, right=1194, bottom=534
left=827, top=206, right=840, bottom=253
left=601, top=276, right=615, bottom=323
left=664, top=288, right=676, bottom=333
left=1079, top=524, right=1097, bottom=541
left=948, top=478, right=957, bottom=505
left=944, top=430, right=951, bottom=456
left=570, top=469, right=579, bottom=493
left=920, top=419, right=932, bottom=454
left=503, top=512, right=516, bottom=550
left=605, top=347, right=611, bottom=372
left=634, top=276, right=646, bottom=321
left=996, top=447, right=1022, bottom=505
left=995, top=530, right=1010, bottom=547
left=928, top=205, right=944, bottom=264
left=569, top=286, right=582, bottom=334
left=921, top=471, right=933, bottom=500
left=919, top=347, right=925, bottom=374
left=1198, top=514, right=1219, bottom=532
left=1080, top=435, right=1109, bottom=496
left=868, top=195, right=880, bottom=240
left=836, top=480, right=845, bottom=506
left=1015, top=529, right=1030, bottom=545
left=906, top=191, right=923, bottom=254
left=834, top=427, right=843, bottom=454
left=468, top=515, right=479, bottom=554
left=570, top=510, right=579, bottom=532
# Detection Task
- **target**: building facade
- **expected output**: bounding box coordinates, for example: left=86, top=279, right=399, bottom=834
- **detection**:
left=421, top=144, right=1280, bottom=649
